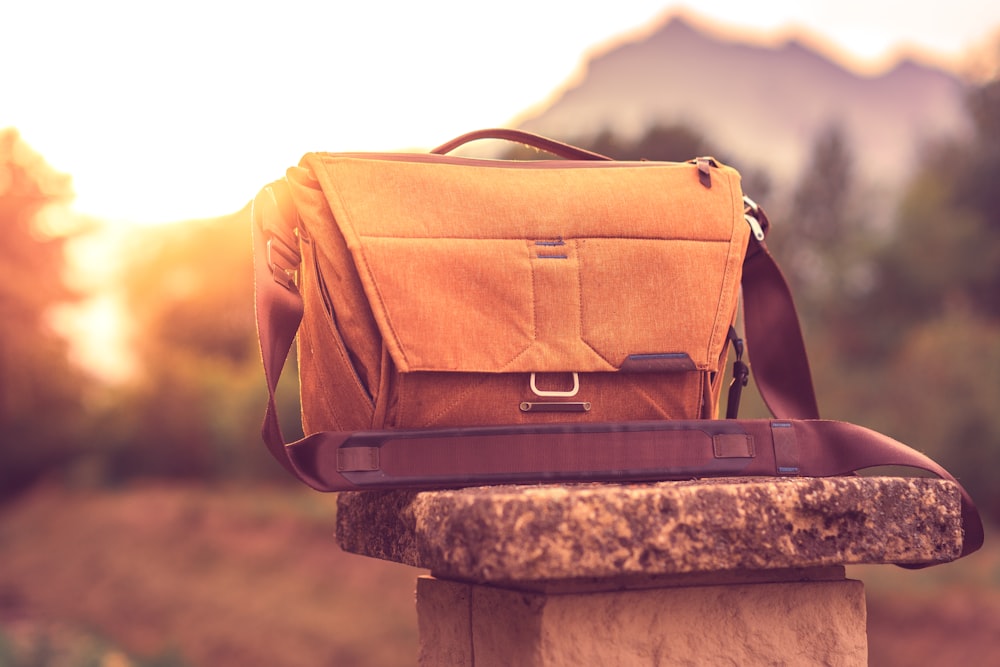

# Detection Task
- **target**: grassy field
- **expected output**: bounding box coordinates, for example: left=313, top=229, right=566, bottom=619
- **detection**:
left=1, top=483, right=997, bottom=666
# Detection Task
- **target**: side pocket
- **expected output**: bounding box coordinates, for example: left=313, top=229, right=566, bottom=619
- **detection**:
left=314, top=250, right=373, bottom=404
left=297, top=234, right=376, bottom=433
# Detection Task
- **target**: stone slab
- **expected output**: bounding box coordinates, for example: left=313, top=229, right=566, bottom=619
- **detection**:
left=337, top=477, right=963, bottom=582
left=416, top=575, right=868, bottom=667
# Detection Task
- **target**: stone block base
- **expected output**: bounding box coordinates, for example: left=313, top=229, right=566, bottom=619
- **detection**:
left=417, top=573, right=868, bottom=666
left=336, top=478, right=963, bottom=665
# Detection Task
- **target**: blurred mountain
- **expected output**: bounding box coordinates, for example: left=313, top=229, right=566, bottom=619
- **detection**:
left=514, top=15, right=970, bottom=191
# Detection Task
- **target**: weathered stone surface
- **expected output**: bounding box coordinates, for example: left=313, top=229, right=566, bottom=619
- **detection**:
left=337, top=477, right=963, bottom=582
left=417, top=575, right=868, bottom=667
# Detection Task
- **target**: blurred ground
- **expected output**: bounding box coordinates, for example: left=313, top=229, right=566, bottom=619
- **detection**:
left=0, top=484, right=420, bottom=666
left=852, top=541, right=1000, bottom=666
left=0, top=484, right=997, bottom=666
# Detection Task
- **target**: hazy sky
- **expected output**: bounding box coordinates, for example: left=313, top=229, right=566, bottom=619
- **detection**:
left=3, top=0, right=999, bottom=224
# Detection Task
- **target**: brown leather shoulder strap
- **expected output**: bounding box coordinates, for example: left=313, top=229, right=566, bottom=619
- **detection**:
left=251, top=181, right=304, bottom=478
left=741, top=236, right=821, bottom=419
left=281, top=419, right=982, bottom=563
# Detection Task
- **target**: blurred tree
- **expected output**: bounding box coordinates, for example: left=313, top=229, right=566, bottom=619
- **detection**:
left=826, top=72, right=1000, bottom=522
left=881, top=314, right=1000, bottom=521
left=99, top=208, right=296, bottom=483
left=850, top=77, right=1000, bottom=356
left=503, top=123, right=712, bottom=162
left=0, top=129, right=87, bottom=497
left=769, top=124, right=877, bottom=325
left=591, top=124, right=715, bottom=162
left=953, top=76, right=1000, bottom=316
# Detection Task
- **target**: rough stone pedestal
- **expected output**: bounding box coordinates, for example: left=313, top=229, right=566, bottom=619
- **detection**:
left=336, top=477, right=965, bottom=666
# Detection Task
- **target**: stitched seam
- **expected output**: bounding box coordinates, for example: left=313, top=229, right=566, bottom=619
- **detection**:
left=576, top=239, right=621, bottom=369
left=497, top=245, right=540, bottom=373
left=358, top=233, right=732, bottom=243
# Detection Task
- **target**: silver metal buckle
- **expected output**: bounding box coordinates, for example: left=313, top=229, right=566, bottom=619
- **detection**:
left=529, top=372, right=580, bottom=398
left=743, top=196, right=766, bottom=241
left=267, top=237, right=299, bottom=289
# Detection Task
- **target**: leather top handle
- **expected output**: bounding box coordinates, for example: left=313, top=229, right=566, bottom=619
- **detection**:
left=432, top=128, right=613, bottom=161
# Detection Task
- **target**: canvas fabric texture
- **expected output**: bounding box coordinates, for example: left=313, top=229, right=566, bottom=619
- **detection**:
left=283, top=151, right=749, bottom=434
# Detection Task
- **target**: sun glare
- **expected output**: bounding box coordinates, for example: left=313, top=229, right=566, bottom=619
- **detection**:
left=5, top=2, right=997, bottom=227
left=51, top=224, right=140, bottom=385
left=50, top=294, right=136, bottom=385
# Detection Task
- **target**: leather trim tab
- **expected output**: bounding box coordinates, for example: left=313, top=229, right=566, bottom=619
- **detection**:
left=337, top=446, right=380, bottom=472
left=620, top=353, right=697, bottom=373
left=713, top=434, right=754, bottom=458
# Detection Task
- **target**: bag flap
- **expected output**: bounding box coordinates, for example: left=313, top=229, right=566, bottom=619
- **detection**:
left=300, top=153, right=749, bottom=374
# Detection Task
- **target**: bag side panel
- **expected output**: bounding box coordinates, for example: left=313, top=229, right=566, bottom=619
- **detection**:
left=289, top=168, right=383, bottom=432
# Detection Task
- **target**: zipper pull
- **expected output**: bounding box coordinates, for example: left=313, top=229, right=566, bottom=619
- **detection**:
left=743, top=195, right=766, bottom=242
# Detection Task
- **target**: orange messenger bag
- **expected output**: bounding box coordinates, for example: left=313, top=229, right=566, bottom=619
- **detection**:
left=250, top=129, right=982, bottom=561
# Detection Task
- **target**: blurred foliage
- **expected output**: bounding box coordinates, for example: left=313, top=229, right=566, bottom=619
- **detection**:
left=1, top=71, right=999, bottom=522
left=0, top=626, right=189, bottom=667
left=585, top=124, right=716, bottom=162
left=0, top=129, right=297, bottom=491
left=833, top=75, right=1000, bottom=520
left=504, top=123, right=715, bottom=162
left=86, top=210, right=299, bottom=484
left=0, top=129, right=89, bottom=497
left=767, top=123, right=881, bottom=322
